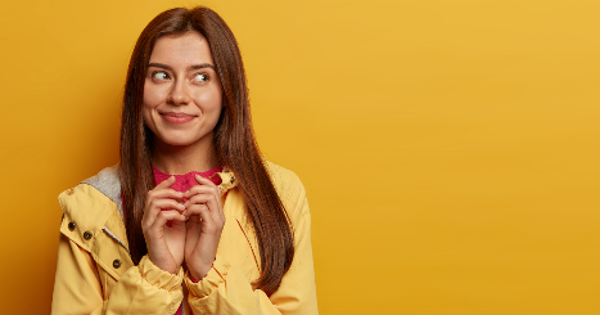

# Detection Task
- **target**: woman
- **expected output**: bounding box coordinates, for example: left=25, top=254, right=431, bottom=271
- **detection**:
left=51, top=7, right=318, bottom=315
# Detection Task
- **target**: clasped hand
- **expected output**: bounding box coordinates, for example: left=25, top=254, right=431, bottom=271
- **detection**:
left=142, top=175, right=225, bottom=280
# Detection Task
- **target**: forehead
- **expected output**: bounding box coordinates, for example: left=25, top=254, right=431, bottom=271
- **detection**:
left=149, top=31, right=214, bottom=65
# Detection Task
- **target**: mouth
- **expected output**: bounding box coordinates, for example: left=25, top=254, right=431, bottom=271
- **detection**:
left=160, top=112, right=197, bottom=124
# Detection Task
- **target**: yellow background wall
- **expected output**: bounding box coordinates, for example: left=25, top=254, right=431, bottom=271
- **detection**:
left=0, top=0, right=598, bottom=313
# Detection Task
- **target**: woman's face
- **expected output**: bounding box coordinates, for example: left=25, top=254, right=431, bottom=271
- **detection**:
left=143, top=31, right=223, bottom=149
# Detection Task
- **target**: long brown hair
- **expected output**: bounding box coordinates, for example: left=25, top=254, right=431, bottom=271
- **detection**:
left=119, top=7, right=294, bottom=296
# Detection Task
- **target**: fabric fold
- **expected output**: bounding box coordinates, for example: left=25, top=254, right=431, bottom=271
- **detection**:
left=139, top=255, right=185, bottom=292
left=185, top=254, right=230, bottom=298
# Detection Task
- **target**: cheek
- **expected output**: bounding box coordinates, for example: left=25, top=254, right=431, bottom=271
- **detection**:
left=142, top=82, right=167, bottom=129
left=143, top=82, right=167, bottom=108
left=196, top=89, right=223, bottom=113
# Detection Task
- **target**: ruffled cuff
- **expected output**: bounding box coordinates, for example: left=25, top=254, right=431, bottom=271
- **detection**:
left=139, top=255, right=184, bottom=292
left=184, top=255, right=230, bottom=298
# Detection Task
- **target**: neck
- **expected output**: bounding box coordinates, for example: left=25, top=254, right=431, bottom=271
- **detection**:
left=151, top=135, right=220, bottom=175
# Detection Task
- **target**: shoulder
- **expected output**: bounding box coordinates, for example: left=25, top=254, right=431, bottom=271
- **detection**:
left=57, top=166, right=131, bottom=274
left=58, top=166, right=123, bottom=236
left=59, top=165, right=122, bottom=211
left=80, top=165, right=122, bottom=204
left=264, top=161, right=305, bottom=198
left=264, top=161, right=310, bottom=219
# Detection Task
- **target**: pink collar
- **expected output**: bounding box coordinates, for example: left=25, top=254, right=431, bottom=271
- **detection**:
left=153, top=166, right=223, bottom=192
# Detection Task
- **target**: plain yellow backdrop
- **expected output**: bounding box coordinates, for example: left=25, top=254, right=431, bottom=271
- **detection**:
left=1, top=0, right=599, bottom=314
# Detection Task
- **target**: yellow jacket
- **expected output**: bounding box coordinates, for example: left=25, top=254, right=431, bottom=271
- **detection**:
left=51, top=162, right=318, bottom=315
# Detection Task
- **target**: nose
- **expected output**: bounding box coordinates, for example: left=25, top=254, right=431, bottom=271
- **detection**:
left=167, top=78, right=191, bottom=106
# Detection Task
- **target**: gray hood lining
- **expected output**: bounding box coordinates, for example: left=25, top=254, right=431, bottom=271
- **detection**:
left=81, top=166, right=123, bottom=218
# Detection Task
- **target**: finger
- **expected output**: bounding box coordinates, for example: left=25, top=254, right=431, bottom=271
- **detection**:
left=151, top=209, right=186, bottom=230
left=184, top=181, right=222, bottom=210
left=193, top=174, right=216, bottom=186
left=186, top=202, right=224, bottom=233
left=145, top=190, right=184, bottom=210
left=185, top=194, right=221, bottom=218
left=186, top=180, right=224, bottom=214
left=194, top=174, right=222, bottom=202
left=183, top=184, right=220, bottom=200
left=149, top=199, right=186, bottom=215
left=147, top=188, right=184, bottom=203
left=155, top=175, right=177, bottom=189
left=184, top=202, right=211, bottom=220
left=143, top=199, right=186, bottom=227
left=194, top=175, right=224, bottom=196
left=144, top=209, right=186, bottom=242
left=185, top=203, right=220, bottom=229
left=204, top=193, right=222, bottom=218
left=185, top=193, right=212, bottom=206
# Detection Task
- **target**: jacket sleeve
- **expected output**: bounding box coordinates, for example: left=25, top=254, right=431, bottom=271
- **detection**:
left=51, top=232, right=184, bottom=315
left=184, top=172, right=319, bottom=315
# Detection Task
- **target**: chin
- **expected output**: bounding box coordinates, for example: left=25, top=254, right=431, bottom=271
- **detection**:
left=164, top=140, right=192, bottom=146
left=162, top=137, right=199, bottom=147
left=150, top=128, right=214, bottom=148
left=159, top=132, right=212, bottom=148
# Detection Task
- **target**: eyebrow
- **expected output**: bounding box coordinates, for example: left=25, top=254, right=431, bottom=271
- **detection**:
left=148, top=62, right=215, bottom=71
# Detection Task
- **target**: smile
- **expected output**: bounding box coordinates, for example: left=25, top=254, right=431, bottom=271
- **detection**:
left=160, top=112, right=197, bottom=124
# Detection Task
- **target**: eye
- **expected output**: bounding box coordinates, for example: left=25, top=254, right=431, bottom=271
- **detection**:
left=152, top=71, right=169, bottom=80
left=193, top=73, right=209, bottom=82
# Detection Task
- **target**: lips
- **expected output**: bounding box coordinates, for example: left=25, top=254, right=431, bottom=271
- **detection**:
left=161, top=112, right=196, bottom=124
